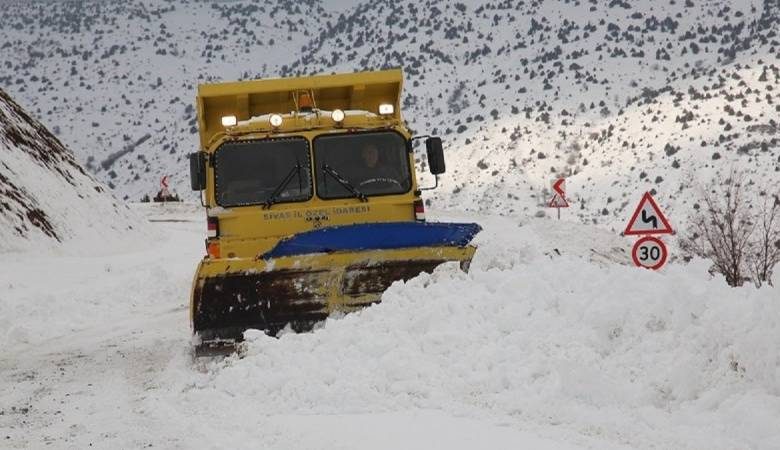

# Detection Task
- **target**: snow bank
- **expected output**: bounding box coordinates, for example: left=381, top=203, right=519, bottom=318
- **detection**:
left=191, top=216, right=780, bottom=450
left=0, top=88, right=145, bottom=253
left=2, top=209, right=777, bottom=449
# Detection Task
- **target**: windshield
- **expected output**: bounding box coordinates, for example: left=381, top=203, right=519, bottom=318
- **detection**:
left=214, top=137, right=312, bottom=207
left=313, top=131, right=412, bottom=199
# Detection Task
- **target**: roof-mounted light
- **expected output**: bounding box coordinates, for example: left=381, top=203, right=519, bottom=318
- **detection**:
left=269, top=114, right=283, bottom=128
left=378, top=103, right=394, bottom=115
left=298, top=92, right=314, bottom=113
left=221, top=115, right=237, bottom=127
left=331, top=109, right=345, bottom=123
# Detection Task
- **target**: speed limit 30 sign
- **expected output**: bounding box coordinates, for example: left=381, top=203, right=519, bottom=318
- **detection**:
left=624, top=192, right=673, bottom=270
left=631, top=236, right=668, bottom=270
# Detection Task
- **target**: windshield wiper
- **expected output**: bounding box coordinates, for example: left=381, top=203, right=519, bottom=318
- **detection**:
left=263, top=163, right=301, bottom=209
left=322, top=164, right=367, bottom=202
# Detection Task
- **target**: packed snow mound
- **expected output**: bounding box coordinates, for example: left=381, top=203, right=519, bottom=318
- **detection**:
left=0, top=88, right=143, bottom=252
left=2, top=209, right=778, bottom=449
left=189, top=217, right=780, bottom=450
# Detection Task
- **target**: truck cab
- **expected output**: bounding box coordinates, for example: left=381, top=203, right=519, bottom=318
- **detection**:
left=188, top=69, right=479, bottom=353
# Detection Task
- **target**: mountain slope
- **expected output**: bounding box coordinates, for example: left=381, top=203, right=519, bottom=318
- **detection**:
left=0, top=88, right=143, bottom=252
left=1, top=0, right=778, bottom=228
left=0, top=0, right=327, bottom=200
left=285, top=0, right=780, bottom=227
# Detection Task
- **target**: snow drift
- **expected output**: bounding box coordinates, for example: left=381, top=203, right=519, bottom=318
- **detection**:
left=185, top=217, right=780, bottom=450
left=2, top=208, right=778, bottom=449
left=0, top=88, right=143, bottom=252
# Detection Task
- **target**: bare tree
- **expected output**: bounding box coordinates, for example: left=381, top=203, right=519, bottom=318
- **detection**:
left=681, top=172, right=755, bottom=287
left=748, top=195, right=780, bottom=287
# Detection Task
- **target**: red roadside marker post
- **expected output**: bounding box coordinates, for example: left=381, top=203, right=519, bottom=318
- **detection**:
left=548, top=178, right=569, bottom=220
left=624, top=192, right=673, bottom=270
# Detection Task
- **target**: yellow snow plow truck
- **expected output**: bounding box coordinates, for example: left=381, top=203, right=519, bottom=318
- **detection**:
left=188, top=68, right=480, bottom=355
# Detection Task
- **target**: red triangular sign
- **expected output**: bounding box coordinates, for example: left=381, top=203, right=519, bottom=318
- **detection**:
left=624, top=192, right=673, bottom=235
left=548, top=193, right=569, bottom=208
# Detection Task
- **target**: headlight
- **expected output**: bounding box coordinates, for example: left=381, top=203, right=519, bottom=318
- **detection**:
left=378, top=103, right=394, bottom=115
left=269, top=114, right=283, bottom=128
left=221, top=115, right=237, bottom=127
left=331, top=109, right=345, bottom=122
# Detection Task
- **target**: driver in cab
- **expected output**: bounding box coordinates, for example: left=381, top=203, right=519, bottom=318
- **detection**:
left=357, top=143, right=402, bottom=189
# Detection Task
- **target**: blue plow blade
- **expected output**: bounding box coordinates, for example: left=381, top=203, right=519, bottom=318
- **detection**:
left=262, top=222, right=482, bottom=259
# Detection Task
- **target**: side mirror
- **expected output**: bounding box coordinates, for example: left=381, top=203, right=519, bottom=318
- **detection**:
left=425, top=137, right=446, bottom=175
left=189, top=152, right=206, bottom=191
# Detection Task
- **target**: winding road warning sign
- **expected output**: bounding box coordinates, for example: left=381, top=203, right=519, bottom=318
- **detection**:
left=548, top=193, right=569, bottom=208
left=548, top=178, right=569, bottom=208
left=548, top=178, right=569, bottom=219
left=631, top=236, right=668, bottom=270
left=624, top=192, right=673, bottom=235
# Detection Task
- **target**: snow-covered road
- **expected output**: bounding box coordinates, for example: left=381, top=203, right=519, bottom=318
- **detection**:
left=0, top=205, right=199, bottom=448
left=1, top=204, right=778, bottom=449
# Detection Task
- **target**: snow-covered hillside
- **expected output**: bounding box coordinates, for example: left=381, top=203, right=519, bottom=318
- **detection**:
left=1, top=206, right=777, bottom=449
left=2, top=0, right=778, bottom=228
left=0, top=0, right=326, bottom=199
left=0, top=88, right=144, bottom=252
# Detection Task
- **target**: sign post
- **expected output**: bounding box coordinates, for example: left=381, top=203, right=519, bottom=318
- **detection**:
left=159, top=175, right=171, bottom=199
left=548, top=178, right=569, bottom=220
left=624, top=192, right=673, bottom=270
